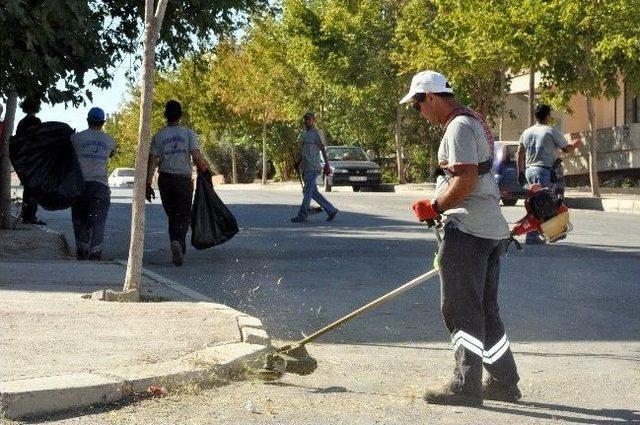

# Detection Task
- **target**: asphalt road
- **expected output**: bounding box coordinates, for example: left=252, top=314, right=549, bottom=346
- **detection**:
left=38, top=186, right=640, bottom=344
left=35, top=186, right=640, bottom=424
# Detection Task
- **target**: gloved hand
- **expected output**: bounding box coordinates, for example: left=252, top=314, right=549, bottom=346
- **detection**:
left=518, top=172, right=527, bottom=187
left=145, top=185, right=155, bottom=203
left=412, top=199, right=439, bottom=223
left=323, top=163, right=331, bottom=176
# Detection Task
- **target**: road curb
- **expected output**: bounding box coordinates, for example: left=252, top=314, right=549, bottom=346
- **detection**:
left=564, top=197, right=640, bottom=215
left=0, top=343, right=270, bottom=420
left=38, top=226, right=72, bottom=256
left=115, top=260, right=214, bottom=302
left=0, top=263, right=273, bottom=420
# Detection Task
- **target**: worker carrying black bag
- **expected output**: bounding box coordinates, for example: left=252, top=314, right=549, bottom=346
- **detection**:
left=9, top=121, right=84, bottom=211
left=191, top=169, right=239, bottom=250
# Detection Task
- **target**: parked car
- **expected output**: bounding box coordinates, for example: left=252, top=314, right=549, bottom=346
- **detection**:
left=320, top=146, right=382, bottom=192
left=108, top=167, right=135, bottom=188
left=493, top=141, right=528, bottom=206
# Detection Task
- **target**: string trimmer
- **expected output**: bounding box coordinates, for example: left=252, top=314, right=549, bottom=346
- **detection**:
left=252, top=222, right=443, bottom=380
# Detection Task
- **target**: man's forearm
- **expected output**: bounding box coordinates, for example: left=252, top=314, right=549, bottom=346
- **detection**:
left=517, top=148, right=525, bottom=175
left=146, top=156, right=158, bottom=185
left=434, top=168, right=477, bottom=212
left=191, top=149, right=209, bottom=172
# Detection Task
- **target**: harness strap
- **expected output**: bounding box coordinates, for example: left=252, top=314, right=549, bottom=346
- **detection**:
left=436, top=160, right=492, bottom=177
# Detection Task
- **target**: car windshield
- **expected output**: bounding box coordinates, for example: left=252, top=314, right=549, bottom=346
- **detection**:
left=505, top=145, right=518, bottom=164
left=118, top=169, right=135, bottom=177
left=327, top=147, right=368, bottom=162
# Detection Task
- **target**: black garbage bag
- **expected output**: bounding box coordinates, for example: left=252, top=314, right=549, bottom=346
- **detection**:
left=191, top=170, right=239, bottom=249
left=9, top=121, right=84, bottom=210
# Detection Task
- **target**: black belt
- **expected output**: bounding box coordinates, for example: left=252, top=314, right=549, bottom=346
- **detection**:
left=436, top=160, right=492, bottom=177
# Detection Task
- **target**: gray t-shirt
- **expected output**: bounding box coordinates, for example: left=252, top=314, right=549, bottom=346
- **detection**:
left=150, top=125, right=199, bottom=175
left=71, top=129, right=116, bottom=186
left=519, top=124, right=567, bottom=168
left=435, top=116, right=510, bottom=240
left=299, top=127, right=324, bottom=172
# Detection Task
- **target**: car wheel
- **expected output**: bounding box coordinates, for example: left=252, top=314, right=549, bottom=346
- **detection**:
left=352, top=186, right=360, bottom=192
left=324, top=177, right=332, bottom=192
left=501, top=198, right=517, bottom=206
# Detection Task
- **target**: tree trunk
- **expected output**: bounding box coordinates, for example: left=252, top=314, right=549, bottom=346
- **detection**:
left=528, top=67, right=536, bottom=126
left=394, top=106, right=405, bottom=184
left=0, top=90, right=18, bottom=229
left=498, top=70, right=506, bottom=141
left=261, top=111, right=267, bottom=185
left=231, top=143, right=238, bottom=184
left=585, top=95, right=601, bottom=197
left=122, top=0, right=168, bottom=297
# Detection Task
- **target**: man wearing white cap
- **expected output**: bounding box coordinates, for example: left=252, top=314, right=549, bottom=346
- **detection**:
left=401, top=71, right=521, bottom=406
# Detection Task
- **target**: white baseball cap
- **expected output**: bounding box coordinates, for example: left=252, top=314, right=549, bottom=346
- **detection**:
left=399, top=70, right=453, bottom=104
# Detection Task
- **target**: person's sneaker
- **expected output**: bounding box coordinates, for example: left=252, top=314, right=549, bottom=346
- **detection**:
left=76, top=249, right=89, bottom=261
left=423, top=383, right=483, bottom=407
left=526, top=235, right=546, bottom=245
left=24, top=218, right=46, bottom=225
left=482, top=378, right=522, bottom=403
left=291, top=216, right=307, bottom=223
left=88, top=251, right=102, bottom=261
left=171, top=241, right=184, bottom=266
left=326, top=209, right=339, bottom=222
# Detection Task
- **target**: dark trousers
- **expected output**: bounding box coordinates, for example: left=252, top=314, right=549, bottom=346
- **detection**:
left=438, top=223, right=519, bottom=395
left=21, top=187, right=39, bottom=222
left=158, top=172, right=193, bottom=252
left=71, top=182, right=111, bottom=258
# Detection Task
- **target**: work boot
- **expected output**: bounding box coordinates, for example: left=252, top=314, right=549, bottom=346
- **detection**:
left=76, top=249, right=89, bottom=261
left=171, top=240, right=184, bottom=266
left=423, top=382, right=483, bottom=407
left=483, top=378, right=522, bottom=403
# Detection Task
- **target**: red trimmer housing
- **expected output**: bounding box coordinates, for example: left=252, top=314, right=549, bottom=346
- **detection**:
left=510, top=184, right=572, bottom=243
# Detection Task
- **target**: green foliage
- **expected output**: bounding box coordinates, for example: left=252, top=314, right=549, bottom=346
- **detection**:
left=0, top=1, right=118, bottom=103
left=203, top=141, right=260, bottom=183
left=102, top=0, right=640, bottom=185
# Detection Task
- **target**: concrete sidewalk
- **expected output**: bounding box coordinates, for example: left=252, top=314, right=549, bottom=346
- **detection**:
left=0, top=249, right=270, bottom=419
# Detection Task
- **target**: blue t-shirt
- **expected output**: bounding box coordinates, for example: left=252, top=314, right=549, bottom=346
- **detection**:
left=150, top=125, right=199, bottom=175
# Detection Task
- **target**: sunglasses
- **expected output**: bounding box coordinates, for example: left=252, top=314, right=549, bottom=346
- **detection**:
left=412, top=93, right=427, bottom=112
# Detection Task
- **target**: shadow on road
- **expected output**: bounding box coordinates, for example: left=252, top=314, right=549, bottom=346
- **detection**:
left=482, top=401, right=640, bottom=425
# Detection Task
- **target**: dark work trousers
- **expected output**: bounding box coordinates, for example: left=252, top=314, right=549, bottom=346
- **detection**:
left=21, top=187, right=39, bottom=222
left=158, top=172, right=193, bottom=253
left=438, top=222, right=519, bottom=396
left=71, top=182, right=111, bottom=259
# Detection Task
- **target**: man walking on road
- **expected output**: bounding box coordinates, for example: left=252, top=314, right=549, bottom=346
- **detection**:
left=16, top=98, right=45, bottom=225
left=401, top=71, right=521, bottom=407
left=70, top=107, right=116, bottom=261
left=291, top=112, right=338, bottom=223
left=146, top=100, right=208, bottom=266
left=517, top=104, right=581, bottom=244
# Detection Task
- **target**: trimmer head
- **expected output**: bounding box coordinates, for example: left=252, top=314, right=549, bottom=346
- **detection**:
left=250, top=344, right=318, bottom=381
left=276, top=344, right=318, bottom=375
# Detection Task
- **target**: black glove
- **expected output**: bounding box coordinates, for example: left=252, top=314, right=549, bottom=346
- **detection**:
left=145, top=185, right=155, bottom=202
left=518, top=172, right=527, bottom=187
